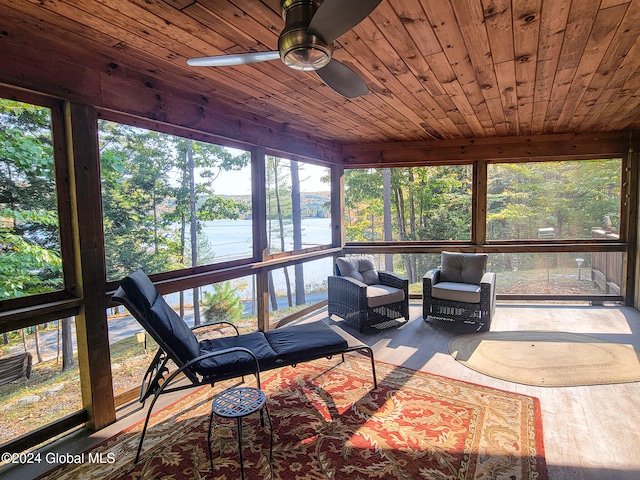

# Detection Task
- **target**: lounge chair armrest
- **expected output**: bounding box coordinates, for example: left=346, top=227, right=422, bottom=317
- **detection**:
left=480, top=272, right=496, bottom=304
left=192, top=320, right=240, bottom=336
left=378, top=270, right=409, bottom=291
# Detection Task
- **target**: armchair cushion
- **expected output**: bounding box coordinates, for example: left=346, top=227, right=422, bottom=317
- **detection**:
left=336, top=255, right=380, bottom=285
left=432, top=282, right=481, bottom=303
left=440, top=251, right=487, bottom=285
left=366, top=284, right=405, bottom=308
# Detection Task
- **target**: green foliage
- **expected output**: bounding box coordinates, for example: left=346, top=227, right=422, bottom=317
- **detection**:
left=487, top=160, right=621, bottom=240
left=201, top=281, right=244, bottom=323
left=344, top=165, right=472, bottom=244
left=0, top=99, right=62, bottom=298
left=98, top=120, right=250, bottom=279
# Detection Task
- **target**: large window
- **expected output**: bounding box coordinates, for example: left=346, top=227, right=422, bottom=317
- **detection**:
left=99, top=121, right=252, bottom=280
left=263, top=157, right=332, bottom=320
left=344, top=166, right=472, bottom=242
left=0, top=317, right=83, bottom=446
left=0, top=99, right=62, bottom=299
left=487, top=159, right=622, bottom=241
left=265, top=156, right=331, bottom=254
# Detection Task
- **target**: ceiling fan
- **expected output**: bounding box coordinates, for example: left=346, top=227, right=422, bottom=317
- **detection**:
left=187, top=0, right=382, bottom=98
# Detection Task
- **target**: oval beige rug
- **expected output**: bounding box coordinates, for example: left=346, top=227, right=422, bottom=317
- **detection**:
left=448, top=331, right=640, bottom=387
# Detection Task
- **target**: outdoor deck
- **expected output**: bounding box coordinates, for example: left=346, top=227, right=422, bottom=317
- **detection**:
left=330, top=302, right=640, bottom=480
left=4, top=303, right=640, bottom=480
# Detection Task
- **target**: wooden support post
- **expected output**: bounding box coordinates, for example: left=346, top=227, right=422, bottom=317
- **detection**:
left=64, top=101, right=115, bottom=430
left=331, top=165, right=345, bottom=250
left=626, top=145, right=640, bottom=307
left=252, top=146, right=270, bottom=331
left=473, top=161, right=487, bottom=247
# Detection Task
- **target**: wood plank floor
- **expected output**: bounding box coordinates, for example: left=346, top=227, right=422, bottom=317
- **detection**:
left=322, top=302, right=640, bottom=480
left=3, top=303, right=640, bottom=479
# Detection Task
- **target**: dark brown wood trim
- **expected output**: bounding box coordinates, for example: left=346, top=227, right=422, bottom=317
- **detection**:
left=0, top=299, right=82, bottom=332
left=628, top=147, right=640, bottom=307
left=344, top=242, right=627, bottom=254
left=341, top=132, right=630, bottom=167
left=0, top=410, right=87, bottom=455
left=272, top=300, right=329, bottom=329
left=474, top=161, right=487, bottom=245
left=0, top=290, right=79, bottom=314
left=51, top=100, right=78, bottom=300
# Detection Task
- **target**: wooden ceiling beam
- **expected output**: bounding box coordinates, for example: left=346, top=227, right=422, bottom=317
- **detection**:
left=341, top=131, right=631, bottom=167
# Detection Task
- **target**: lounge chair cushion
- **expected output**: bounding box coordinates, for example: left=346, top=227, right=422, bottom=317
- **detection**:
left=198, top=332, right=279, bottom=376
left=336, top=255, right=380, bottom=285
left=265, top=322, right=348, bottom=363
left=440, top=251, right=487, bottom=285
left=432, top=281, right=481, bottom=303
left=121, top=270, right=200, bottom=365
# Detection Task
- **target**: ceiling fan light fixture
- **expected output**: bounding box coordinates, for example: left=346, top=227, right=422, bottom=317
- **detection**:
left=282, top=46, right=331, bottom=71
left=278, top=1, right=332, bottom=72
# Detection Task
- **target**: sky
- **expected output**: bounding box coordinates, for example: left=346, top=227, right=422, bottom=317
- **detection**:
left=211, top=161, right=330, bottom=196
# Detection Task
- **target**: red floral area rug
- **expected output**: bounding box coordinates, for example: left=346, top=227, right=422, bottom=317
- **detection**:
left=38, top=356, right=547, bottom=479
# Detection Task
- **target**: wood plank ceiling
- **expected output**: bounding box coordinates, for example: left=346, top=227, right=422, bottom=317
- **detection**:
left=1, top=0, right=639, bottom=145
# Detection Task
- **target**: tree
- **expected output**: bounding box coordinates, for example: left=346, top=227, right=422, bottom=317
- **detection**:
left=201, top=282, right=244, bottom=323
left=99, top=122, right=249, bottom=324
left=266, top=156, right=294, bottom=309
left=99, top=122, right=180, bottom=279
left=171, top=139, right=249, bottom=323
left=0, top=99, right=71, bottom=366
left=0, top=99, right=62, bottom=298
left=291, top=161, right=305, bottom=305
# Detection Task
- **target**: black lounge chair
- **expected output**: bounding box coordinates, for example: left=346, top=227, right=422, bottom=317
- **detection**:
left=111, top=269, right=377, bottom=462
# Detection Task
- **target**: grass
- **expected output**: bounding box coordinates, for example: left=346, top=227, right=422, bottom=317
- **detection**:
left=0, top=332, right=162, bottom=446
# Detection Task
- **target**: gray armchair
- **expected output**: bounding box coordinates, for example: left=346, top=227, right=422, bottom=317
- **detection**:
left=328, top=255, right=409, bottom=332
left=423, top=252, right=496, bottom=331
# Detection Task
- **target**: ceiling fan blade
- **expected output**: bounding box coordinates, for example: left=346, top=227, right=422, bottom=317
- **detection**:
left=316, top=59, right=368, bottom=98
left=187, top=51, right=280, bottom=67
left=308, top=0, right=382, bottom=43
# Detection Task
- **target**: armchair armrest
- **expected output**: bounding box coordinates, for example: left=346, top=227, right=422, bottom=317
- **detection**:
left=333, top=275, right=368, bottom=289
left=378, top=270, right=409, bottom=292
left=328, top=275, right=368, bottom=312
left=480, top=271, right=496, bottom=288
left=480, top=272, right=496, bottom=316
left=422, top=269, right=441, bottom=320
left=423, top=268, right=441, bottom=286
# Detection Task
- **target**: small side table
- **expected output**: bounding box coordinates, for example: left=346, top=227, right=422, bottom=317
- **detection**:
left=208, top=386, right=273, bottom=479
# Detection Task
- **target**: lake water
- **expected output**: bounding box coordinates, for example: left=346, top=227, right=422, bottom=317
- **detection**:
left=199, top=217, right=333, bottom=263
left=167, top=218, right=334, bottom=305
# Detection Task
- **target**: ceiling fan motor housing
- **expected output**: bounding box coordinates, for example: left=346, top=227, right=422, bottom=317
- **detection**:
left=279, top=0, right=333, bottom=71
